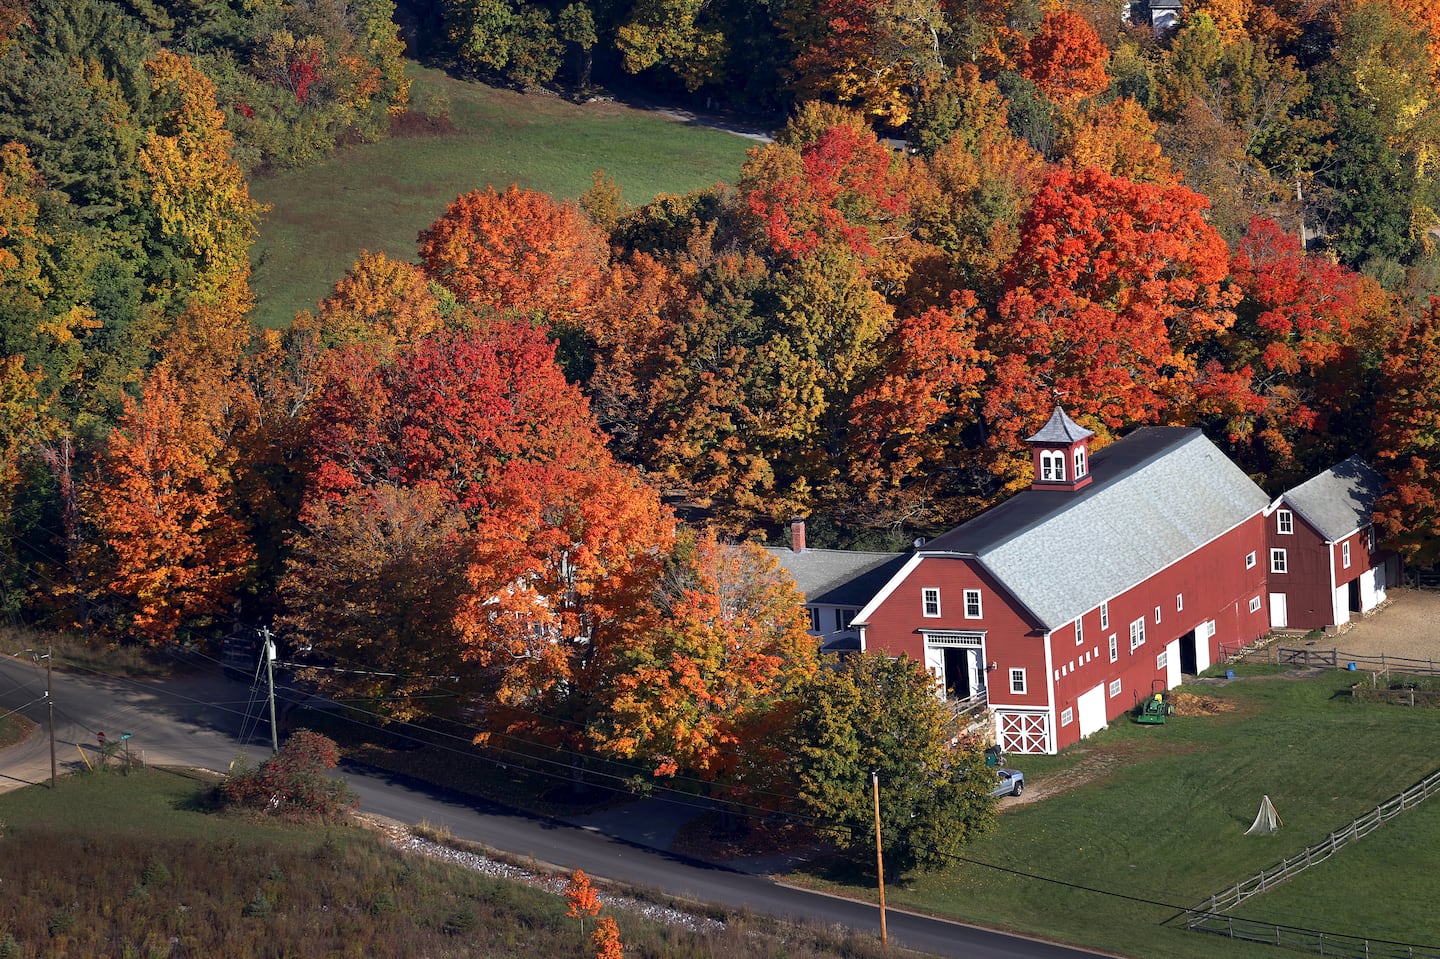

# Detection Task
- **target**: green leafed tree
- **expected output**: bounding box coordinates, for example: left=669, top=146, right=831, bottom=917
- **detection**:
left=783, top=651, right=996, bottom=875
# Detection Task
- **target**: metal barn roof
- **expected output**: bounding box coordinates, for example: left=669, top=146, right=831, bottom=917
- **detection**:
left=921, top=428, right=1270, bottom=630
left=1281, top=456, right=1385, bottom=541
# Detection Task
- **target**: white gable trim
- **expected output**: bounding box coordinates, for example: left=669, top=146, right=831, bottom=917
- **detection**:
left=1273, top=494, right=1367, bottom=546
left=851, top=553, right=926, bottom=626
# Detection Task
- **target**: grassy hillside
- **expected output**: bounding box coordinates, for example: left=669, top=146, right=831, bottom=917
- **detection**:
left=247, top=65, right=757, bottom=329
left=0, top=768, right=900, bottom=959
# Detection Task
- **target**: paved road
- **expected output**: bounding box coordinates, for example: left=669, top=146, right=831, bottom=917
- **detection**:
left=0, top=654, right=1111, bottom=959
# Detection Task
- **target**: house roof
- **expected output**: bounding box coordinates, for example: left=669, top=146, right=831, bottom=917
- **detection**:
left=1280, top=456, right=1385, bottom=541
left=1026, top=406, right=1094, bottom=445
left=767, top=548, right=910, bottom=608
left=919, top=427, right=1270, bottom=630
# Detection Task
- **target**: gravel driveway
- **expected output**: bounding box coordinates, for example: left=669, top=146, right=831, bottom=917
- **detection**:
left=1294, top=587, right=1440, bottom=664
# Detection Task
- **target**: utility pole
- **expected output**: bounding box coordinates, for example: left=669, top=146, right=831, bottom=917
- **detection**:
left=873, top=771, right=887, bottom=945
left=261, top=626, right=278, bottom=755
left=46, top=645, right=56, bottom=789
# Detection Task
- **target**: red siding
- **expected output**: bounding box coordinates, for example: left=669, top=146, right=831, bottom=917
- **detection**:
left=862, top=559, right=1050, bottom=711
left=865, top=514, right=1271, bottom=753
left=1269, top=509, right=1333, bottom=630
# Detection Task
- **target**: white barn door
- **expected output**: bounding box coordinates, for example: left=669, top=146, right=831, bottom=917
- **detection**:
left=1165, top=639, right=1182, bottom=689
left=1078, top=684, right=1107, bottom=740
left=1269, top=593, right=1288, bottom=629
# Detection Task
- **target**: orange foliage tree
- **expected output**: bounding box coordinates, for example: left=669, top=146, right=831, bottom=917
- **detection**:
left=418, top=185, right=609, bottom=327
left=79, top=365, right=253, bottom=644
left=846, top=291, right=991, bottom=525
left=1196, top=217, right=1379, bottom=478
left=564, top=869, right=602, bottom=932
left=593, top=533, right=817, bottom=780
left=1017, top=10, right=1110, bottom=103
left=741, top=117, right=914, bottom=284
left=306, top=250, right=449, bottom=356
left=592, top=915, right=623, bottom=959
left=1372, top=302, right=1440, bottom=563
left=986, top=166, right=1239, bottom=480
left=286, top=321, right=673, bottom=730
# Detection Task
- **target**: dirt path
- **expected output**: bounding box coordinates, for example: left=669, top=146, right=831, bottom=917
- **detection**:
left=1298, top=587, right=1440, bottom=664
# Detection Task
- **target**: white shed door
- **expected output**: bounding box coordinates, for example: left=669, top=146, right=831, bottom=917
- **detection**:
left=1269, top=593, right=1288, bottom=629
left=1360, top=567, right=1382, bottom=611
left=1333, top=583, right=1349, bottom=627
left=1166, top=639, right=1182, bottom=689
left=1078, top=684, right=1107, bottom=739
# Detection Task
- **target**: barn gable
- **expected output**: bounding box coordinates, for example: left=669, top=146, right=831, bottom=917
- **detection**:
left=1279, top=456, right=1384, bottom=542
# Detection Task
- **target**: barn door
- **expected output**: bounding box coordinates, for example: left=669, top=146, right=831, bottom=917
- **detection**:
left=1078, top=685, right=1107, bottom=739
left=998, top=711, right=1052, bottom=754
left=1269, top=593, right=1288, bottom=629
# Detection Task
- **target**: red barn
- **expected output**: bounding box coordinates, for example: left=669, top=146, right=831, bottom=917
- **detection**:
left=853, top=408, right=1275, bottom=754
left=1265, top=457, right=1399, bottom=632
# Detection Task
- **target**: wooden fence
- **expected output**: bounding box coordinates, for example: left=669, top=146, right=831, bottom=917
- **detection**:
left=1186, top=915, right=1440, bottom=958
left=1188, top=769, right=1440, bottom=920
left=1219, top=645, right=1440, bottom=678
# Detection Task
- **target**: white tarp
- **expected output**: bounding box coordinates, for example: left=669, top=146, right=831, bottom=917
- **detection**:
left=1245, top=795, right=1283, bottom=835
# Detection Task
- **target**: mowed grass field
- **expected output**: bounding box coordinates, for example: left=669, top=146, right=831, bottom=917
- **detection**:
left=247, top=65, right=758, bottom=329
left=799, top=668, right=1440, bottom=958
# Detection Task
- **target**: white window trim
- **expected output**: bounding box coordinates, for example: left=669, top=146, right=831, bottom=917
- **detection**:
left=1176, top=593, right=1184, bottom=612
left=1073, top=446, right=1087, bottom=478
left=1108, top=633, right=1118, bottom=663
left=1271, top=548, right=1288, bottom=574
left=922, top=588, right=941, bottom=618
left=1040, top=449, right=1066, bottom=482
left=1343, top=541, right=1352, bottom=569
left=1074, top=616, right=1084, bottom=646
left=1157, top=651, right=1168, bottom=670
left=1246, top=551, right=1257, bottom=570
left=1010, top=668, right=1027, bottom=694
left=1249, top=596, right=1262, bottom=613
left=1060, top=707, right=1074, bottom=727
left=1130, top=617, right=1146, bottom=651
left=963, top=589, right=983, bottom=619
left=1154, top=606, right=1162, bottom=625
left=1109, top=678, right=1122, bottom=698
left=1099, top=601, right=1109, bottom=630
left=1277, top=509, right=1293, bottom=535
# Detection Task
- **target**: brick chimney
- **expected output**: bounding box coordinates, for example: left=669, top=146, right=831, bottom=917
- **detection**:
left=790, top=517, right=806, bottom=553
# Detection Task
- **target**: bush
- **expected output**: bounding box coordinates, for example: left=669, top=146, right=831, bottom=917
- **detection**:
left=220, top=731, right=357, bottom=820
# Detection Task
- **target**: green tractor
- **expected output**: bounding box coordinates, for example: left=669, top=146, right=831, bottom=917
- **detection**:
left=1134, top=682, right=1174, bottom=725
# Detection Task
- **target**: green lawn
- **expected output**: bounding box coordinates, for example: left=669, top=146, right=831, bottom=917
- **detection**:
left=247, top=65, right=757, bottom=329
left=798, top=669, right=1440, bottom=958
left=1237, top=787, right=1440, bottom=944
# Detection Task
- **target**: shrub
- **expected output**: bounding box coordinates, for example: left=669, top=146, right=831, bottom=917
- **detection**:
left=220, top=731, right=357, bottom=820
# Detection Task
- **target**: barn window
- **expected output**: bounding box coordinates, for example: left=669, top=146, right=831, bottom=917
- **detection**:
left=1176, top=593, right=1184, bottom=612
left=1343, top=541, right=1352, bottom=569
left=1109, top=678, right=1122, bottom=698
left=1157, top=651, right=1168, bottom=671
left=1073, top=446, right=1087, bottom=478
left=1060, top=707, right=1074, bottom=727
left=1154, top=606, right=1162, bottom=625
left=1040, top=450, right=1066, bottom=482
left=1129, top=617, right=1146, bottom=651
left=1246, top=551, right=1256, bottom=569
left=1074, top=616, right=1084, bottom=646
left=922, top=588, right=941, bottom=617
left=1270, top=549, right=1288, bottom=574
left=963, top=589, right=982, bottom=619
left=1277, top=509, right=1293, bottom=535
left=1010, top=668, right=1027, bottom=694
left=1108, top=634, right=1118, bottom=663
left=1249, top=596, right=1262, bottom=613
left=1100, top=601, right=1109, bottom=629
